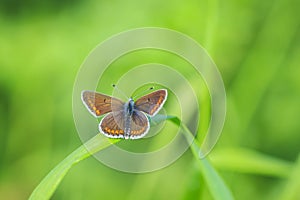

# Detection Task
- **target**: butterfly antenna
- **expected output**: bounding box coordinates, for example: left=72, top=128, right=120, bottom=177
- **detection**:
left=112, top=84, right=129, bottom=99
left=132, top=86, right=154, bottom=99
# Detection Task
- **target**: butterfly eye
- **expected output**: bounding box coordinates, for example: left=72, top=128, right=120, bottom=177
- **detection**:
left=104, top=98, right=107, bottom=103
left=147, top=98, right=150, bottom=102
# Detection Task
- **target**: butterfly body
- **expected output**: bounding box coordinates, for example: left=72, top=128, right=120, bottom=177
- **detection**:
left=82, top=89, right=167, bottom=139
left=123, top=98, right=135, bottom=139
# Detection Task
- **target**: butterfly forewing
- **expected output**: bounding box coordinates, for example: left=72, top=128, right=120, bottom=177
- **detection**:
left=81, top=91, right=124, bottom=117
left=135, top=89, right=167, bottom=117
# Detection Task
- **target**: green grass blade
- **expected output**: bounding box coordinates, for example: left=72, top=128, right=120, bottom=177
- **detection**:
left=198, top=158, right=234, bottom=200
left=29, top=134, right=120, bottom=200
left=279, top=154, right=300, bottom=200
left=29, top=115, right=233, bottom=200
left=29, top=115, right=168, bottom=200
left=209, top=148, right=292, bottom=178
left=168, top=116, right=234, bottom=200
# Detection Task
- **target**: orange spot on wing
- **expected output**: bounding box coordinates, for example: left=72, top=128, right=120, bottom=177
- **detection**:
left=150, top=96, right=164, bottom=114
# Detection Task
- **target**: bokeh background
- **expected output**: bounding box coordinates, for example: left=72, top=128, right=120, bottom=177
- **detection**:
left=0, top=0, right=300, bottom=199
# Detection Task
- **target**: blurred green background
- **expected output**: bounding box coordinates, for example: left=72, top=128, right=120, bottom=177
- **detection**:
left=0, top=0, right=300, bottom=199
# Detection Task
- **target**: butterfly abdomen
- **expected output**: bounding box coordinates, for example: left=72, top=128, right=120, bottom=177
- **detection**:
left=124, top=115, right=131, bottom=139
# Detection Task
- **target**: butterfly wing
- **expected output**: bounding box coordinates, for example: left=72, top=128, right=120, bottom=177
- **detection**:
left=128, top=110, right=150, bottom=139
left=99, top=111, right=126, bottom=138
left=81, top=90, right=124, bottom=117
left=134, top=89, right=168, bottom=117
left=99, top=110, right=149, bottom=139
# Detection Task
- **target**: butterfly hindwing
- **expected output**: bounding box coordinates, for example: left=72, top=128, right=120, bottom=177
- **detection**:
left=134, top=89, right=168, bottom=117
left=99, top=111, right=126, bottom=138
left=81, top=90, right=124, bottom=117
left=129, top=110, right=150, bottom=139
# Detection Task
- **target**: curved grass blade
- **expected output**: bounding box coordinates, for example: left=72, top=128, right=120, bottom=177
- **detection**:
left=29, top=134, right=120, bottom=200
left=168, top=116, right=234, bottom=200
left=30, top=115, right=233, bottom=200
left=279, top=154, right=300, bottom=200
left=29, top=115, right=167, bottom=200
left=209, top=148, right=292, bottom=178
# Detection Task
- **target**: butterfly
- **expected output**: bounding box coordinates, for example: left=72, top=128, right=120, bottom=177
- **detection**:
left=81, top=89, right=168, bottom=139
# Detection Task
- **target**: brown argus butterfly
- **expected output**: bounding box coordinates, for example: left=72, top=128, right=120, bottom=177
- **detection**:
left=81, top=89, right=168, bottom=139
